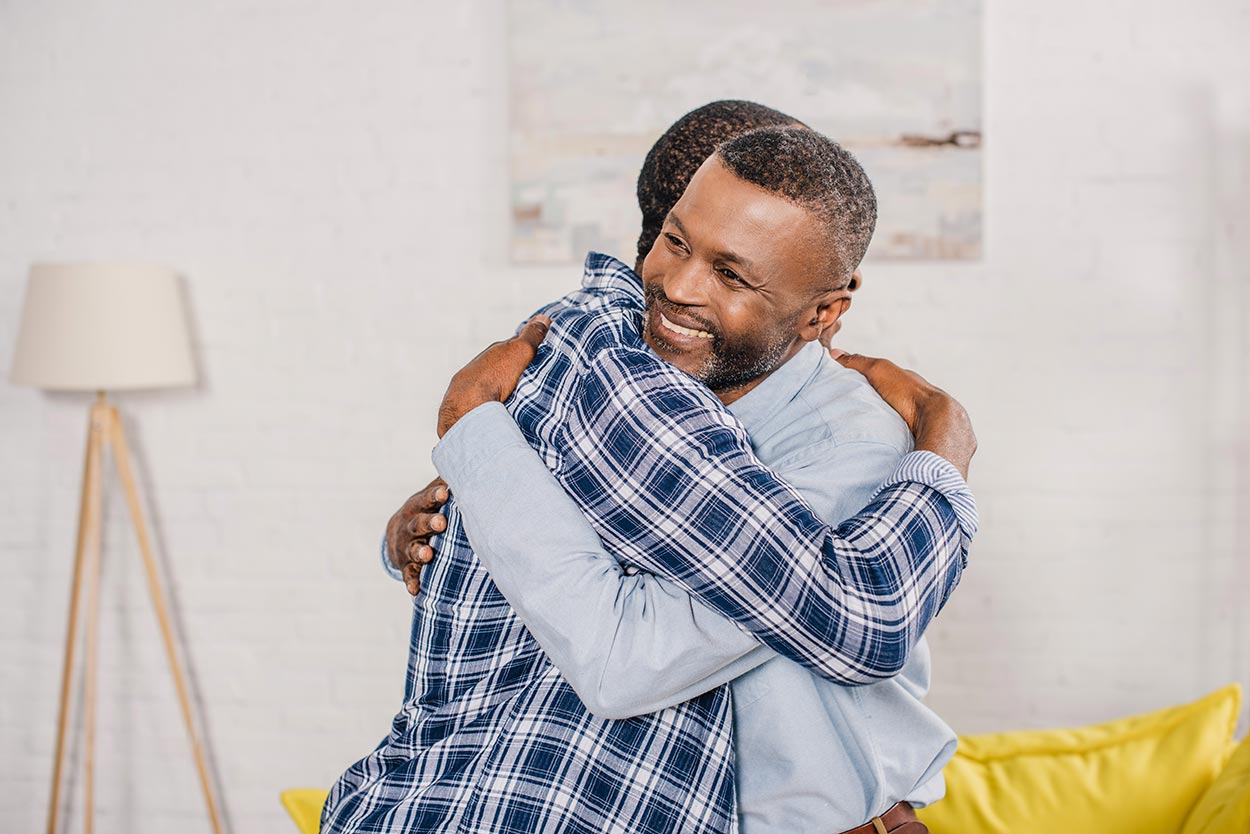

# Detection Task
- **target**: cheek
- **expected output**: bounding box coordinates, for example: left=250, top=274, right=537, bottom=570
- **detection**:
left=715, top=295, right=768, bottom=341
left=642, top=243, right=658, bottom=271
left=640, top=244, right=671, bottom=288
left=646, top=236, right=680, bottom=266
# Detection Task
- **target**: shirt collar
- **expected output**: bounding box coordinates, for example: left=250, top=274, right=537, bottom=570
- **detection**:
left=726, top=340, right=826, bottom=434
left=583, top=251, right=644, bottom=308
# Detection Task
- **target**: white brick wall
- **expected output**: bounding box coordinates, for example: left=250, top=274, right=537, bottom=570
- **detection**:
left=1, top=2, right=1246, bottom=831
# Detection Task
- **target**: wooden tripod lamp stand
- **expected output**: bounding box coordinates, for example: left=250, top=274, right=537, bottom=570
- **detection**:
left=10, top=263, right=224, bottom=834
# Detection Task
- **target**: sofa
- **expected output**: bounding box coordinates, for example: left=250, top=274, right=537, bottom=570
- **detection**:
left=282, top=684, right=1249, bottom=833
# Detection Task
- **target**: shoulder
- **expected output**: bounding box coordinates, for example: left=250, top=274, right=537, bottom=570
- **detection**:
left=577, top=343, right=735, bottom=428
left=525, top=252, right=648, bottom=380
left=805, top=355, right=913, bottom=451
left=766, top=350, right=913, bottom=469
left=537, top=252, right=644, bottom=319
left=763, top=353, right=914, bottom=522
left=523, top=296, right=644, bottom=387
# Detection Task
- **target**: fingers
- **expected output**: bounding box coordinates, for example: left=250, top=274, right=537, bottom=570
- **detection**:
left=831, top=351, right=877, bottom=374
left=402, top=562, right=422, bottom=596
left=386, top=477, right=450, bottom=592
left=407, top=511, right=446, bottom=538
left=487, top=315, right=552, bottom=403
left=818, top=318, right=842, bottom=350
left=830, top=352, right=899, bottom=382
left=400, top=538, right=437, bottom=597
left=835, top=352, right=928, bottom=392
left=413, top=478, right=449, bottom=512
left=406, top=539, right=435, bottom=564
left=515, top=315, right=552, bottom=352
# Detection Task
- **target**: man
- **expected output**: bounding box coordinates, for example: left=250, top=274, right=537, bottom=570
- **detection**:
left=323, top=125, right=975, bottom=834
left=391, top=129, right=970, bottom=832
left=393, top=101, right=848, bottom=594
left=391, top=103, right=968, bottom=832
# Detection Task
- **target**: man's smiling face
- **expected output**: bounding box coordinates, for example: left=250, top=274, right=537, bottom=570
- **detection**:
left=640, top=155, right=850, bottom=404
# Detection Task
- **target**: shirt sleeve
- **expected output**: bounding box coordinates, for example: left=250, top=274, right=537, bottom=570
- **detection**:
left=548, top=346, right=975, bottom=684
left=434, top=401, right=773, bottom=719
left=380, top=532, right=404, bottom=581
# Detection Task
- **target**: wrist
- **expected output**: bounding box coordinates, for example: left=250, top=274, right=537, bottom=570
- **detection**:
left=913, top=395, right=976, bottom=478
left=438, top=390, right=497, bottom=438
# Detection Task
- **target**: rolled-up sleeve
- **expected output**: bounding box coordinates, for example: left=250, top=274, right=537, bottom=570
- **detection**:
left=553, top=347, right=975, bottom=683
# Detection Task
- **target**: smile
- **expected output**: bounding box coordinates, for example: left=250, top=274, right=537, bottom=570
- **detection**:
left=659, top=312, right=714, bottom=340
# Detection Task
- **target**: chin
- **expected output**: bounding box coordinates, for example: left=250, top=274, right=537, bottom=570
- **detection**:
left=644, top=329, right=705, bottom=380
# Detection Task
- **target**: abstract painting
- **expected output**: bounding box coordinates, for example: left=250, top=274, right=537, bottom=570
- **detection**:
left=508, top=0, right=982, bottom=263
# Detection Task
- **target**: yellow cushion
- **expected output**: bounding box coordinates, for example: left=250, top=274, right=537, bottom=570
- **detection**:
left=917, top=684, right=1241, bottom=834
left=1181, top=730, right=1250, bottom=834
left=279, top=788, right=329, bottom=834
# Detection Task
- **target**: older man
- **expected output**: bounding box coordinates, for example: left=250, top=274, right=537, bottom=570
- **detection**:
left=324, top=122, right=975, bottom=834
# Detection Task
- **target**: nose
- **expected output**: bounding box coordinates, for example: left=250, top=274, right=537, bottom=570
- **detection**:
left=662, top=256, right=709, bottom=308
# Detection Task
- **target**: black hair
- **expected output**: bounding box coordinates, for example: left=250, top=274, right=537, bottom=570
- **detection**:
left=635, top=100, right=800, bottom=270
left=715, top=126, right=877, bottom=282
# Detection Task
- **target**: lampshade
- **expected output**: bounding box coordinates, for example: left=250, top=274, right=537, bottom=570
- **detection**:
left=9, top=263, right=197, bottom=392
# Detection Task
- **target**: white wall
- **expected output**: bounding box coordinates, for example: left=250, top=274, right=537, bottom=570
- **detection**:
left=1, top=2, right=1247, bottom=832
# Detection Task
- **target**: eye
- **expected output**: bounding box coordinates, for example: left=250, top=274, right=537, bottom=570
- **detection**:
left=664, top=233, right=689, bottom=253
left=718, top=267, right=747, bottom=285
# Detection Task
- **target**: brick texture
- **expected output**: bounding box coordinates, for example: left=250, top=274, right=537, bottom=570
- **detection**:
left=1, top=2, right=1247, bottom=832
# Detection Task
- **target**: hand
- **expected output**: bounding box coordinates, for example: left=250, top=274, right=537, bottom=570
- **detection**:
left=817, top=318, right=843, bottom=350
left=830, top=349, right=977, bottom=479
left=386, top=477, right=450, bottom=596
left=437, top=315, right=552, bottom=438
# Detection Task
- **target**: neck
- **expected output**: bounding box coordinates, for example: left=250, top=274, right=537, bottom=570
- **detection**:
left=713, top=338, right=808, bottom=406
left=715, top=374, right=769, bottom=407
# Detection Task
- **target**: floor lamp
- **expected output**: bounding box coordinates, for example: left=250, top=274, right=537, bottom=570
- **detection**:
left=9, top=263, right=224, bottom=834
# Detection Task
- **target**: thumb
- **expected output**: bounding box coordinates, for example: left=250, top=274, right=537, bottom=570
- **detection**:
left=514, top=315, right=552, bottom=354
left=819, top=318, right=843, bottom=350
left=831, top=350, right=872, bottom=373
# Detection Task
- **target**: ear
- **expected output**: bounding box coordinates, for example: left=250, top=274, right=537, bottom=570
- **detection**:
left=846, top=269, right=863, bottom=292
left=799, top=289, right=853, bottom=344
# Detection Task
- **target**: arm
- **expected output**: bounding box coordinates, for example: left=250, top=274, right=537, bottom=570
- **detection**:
left=440, top=404, right=925, bottom=718
left=433, top=326, right=975, bottom=686
left=437, top=402, right=773, bottom=718
left=545, top=346, right=975, bottom=684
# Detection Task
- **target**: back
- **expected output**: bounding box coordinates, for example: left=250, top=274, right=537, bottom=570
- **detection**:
left=723, top=343, right=955, bottom=832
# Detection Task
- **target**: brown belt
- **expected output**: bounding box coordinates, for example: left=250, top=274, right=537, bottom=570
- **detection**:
left=838, top=801, right=929, bottom=834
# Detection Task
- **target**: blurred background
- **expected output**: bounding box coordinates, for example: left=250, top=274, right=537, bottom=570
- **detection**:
left=1, top=1, right=1246, bottom=832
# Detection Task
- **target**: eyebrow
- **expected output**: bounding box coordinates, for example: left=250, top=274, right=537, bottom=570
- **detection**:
left=666, top=210, right=758, bottom=277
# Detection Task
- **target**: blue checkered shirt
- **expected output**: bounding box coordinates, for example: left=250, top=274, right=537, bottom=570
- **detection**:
left=321, top=253, right=975, bottom=834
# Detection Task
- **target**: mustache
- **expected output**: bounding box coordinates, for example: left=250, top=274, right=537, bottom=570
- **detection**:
left=644, top=285, right=718, bottom=337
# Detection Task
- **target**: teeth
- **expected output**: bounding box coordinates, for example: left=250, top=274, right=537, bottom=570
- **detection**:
left=660, top=312, right=713, bottom=339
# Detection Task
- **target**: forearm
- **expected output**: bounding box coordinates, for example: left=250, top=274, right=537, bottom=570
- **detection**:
left=435, top=403, right=772, bottom=718
left=630, top=461, right=971, bottom=681
left=563, top=348, right=978, bottom=683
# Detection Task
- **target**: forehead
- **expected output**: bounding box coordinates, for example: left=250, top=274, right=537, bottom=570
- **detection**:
left=671, top=158, right=827, bottom=284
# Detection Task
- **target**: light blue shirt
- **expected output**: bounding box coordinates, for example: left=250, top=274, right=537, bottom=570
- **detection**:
left=392, top=340, right=959, bottom=832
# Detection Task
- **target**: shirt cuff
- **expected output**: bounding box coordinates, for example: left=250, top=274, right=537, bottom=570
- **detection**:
left=380, top=531, right=403, bottom=581
left=432, top=401, right=532, bottom=489
left=879, top=450, right=979, bottom=543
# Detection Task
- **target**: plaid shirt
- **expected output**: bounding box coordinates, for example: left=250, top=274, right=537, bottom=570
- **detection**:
left=321, top=253, right=975, bottom=834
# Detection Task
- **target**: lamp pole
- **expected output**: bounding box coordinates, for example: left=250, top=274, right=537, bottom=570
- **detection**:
left=10, top=264, right=222, bottom=834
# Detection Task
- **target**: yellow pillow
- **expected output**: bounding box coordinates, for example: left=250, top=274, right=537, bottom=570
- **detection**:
left=280, top=788, right=329, bottom=834
left=1181, top=730, right=1250, bottom=834
left=917, top=684, right=1240, bottom=834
